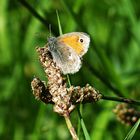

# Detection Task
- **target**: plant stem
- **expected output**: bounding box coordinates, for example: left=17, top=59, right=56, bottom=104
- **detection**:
left=101, top=95, right=140, bottom=105
left=64, top=115, right=79, bottom=140
left=67, top=74, right=71, bottom=87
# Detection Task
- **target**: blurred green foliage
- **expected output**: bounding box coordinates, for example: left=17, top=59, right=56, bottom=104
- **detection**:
left=0, top=0, right=140, bottom=140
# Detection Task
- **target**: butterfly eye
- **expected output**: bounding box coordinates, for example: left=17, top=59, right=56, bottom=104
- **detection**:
left=79, top=38, right=84, bottom=43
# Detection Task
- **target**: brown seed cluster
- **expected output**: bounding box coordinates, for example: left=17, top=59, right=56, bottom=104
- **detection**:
left=31, top=77, right=53, bottom=104
left=113, top=103, right=140, bottom=126
left=31, top=45, right=102, bottom=116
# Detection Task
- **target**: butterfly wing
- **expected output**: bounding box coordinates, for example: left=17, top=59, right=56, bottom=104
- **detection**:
left=50, top=42, right=81, bottom=74
left=57, top=32, right=90, bottom=57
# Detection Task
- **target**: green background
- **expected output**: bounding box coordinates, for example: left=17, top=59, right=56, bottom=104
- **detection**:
left=0, top=0, right=140, bottom=139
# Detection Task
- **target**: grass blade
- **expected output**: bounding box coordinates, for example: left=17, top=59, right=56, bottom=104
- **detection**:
left=78, top=107, right=91, bottom=140
left=124, top=119, right=140, bottom=140
left=56, top=10, right=63, bottom=35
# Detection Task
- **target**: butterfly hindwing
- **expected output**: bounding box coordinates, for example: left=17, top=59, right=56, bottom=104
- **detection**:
left=51, top=41, right=81, bottom=74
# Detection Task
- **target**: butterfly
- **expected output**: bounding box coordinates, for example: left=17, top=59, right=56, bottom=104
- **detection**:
left=47, top=32, right=90, bottom=74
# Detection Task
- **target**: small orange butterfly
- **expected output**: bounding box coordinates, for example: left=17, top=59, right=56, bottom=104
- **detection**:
left=47, top=32, right=90, bottom=74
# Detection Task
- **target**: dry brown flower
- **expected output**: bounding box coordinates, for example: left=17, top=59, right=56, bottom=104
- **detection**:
left=31, top=45, right=102, bottom=116
left=113, top=103, right=140, bottom=126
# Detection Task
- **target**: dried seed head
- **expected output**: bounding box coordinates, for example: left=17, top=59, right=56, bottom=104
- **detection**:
left=31, top=77, right=53, bottom=104
left=31, top=45, right=102, bottom=116
left=113, top=103, right=140, bottom=126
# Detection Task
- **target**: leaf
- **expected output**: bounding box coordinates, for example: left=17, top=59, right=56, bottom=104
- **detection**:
left=124, top=119, right=140, bottom=140
left=56, top=10, right=63, bottom=35
left=78, top=106, right=91, bottom=140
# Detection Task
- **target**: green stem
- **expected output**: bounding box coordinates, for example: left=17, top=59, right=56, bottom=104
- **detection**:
left=102, top=95, right=140, bottom=106
left=64, top=115, right=79, bottom=140
left=67, top=74, right=71, bottom=87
